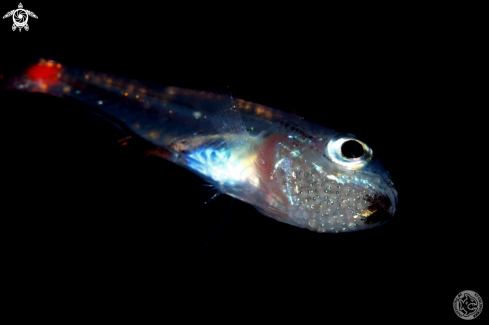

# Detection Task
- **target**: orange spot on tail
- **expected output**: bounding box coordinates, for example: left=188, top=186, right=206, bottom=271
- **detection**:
left=27, top=62, right=61, bottom=85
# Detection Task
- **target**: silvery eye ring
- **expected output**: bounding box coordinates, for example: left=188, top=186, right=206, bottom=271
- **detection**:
left=325, top=135, right=373, bottom=169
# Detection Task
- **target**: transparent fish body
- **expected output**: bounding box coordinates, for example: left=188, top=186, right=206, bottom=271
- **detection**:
left=5, top=59, right=398, bottom=233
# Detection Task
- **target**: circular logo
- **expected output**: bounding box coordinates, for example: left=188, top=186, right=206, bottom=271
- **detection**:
left=13, top=9, right=28, bottom=27
left=453, top=290, right=483, bottom=320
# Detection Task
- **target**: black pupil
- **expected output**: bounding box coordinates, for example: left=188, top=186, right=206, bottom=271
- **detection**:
left=341, top=140, right=364, bottom=158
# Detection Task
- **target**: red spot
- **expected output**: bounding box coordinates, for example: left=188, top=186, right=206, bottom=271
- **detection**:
left=257, top=134, right=288, bottom=179
left=256, top=133, right=289, bottom=207
left=27, top=62, right=61, bottom=85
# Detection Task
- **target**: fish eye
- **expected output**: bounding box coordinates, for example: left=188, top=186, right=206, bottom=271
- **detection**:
left=341, top=140, right=364, bottom=158
left=326, top=135, right=373, bottom=169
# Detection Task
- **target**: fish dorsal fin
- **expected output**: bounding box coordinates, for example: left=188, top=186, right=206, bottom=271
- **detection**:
left=171, top=86, right=249, bottom=146
left=198, top=87, right=247, bottom=137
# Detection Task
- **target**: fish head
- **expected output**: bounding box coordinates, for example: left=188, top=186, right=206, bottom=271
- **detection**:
left=255, top=131, right=398, bottom=233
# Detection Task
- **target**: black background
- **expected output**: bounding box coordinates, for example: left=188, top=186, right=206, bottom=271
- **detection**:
left=1, top=1, right=485, bottom=322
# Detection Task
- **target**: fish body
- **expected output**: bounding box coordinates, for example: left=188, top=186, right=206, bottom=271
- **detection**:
left=4, top=59, right=398, bottom=233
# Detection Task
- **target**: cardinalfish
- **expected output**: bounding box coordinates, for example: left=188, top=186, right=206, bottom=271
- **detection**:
left=3, top=59, right=398, bottom=233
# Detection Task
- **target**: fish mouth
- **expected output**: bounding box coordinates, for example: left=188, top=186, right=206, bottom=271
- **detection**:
left=360, top=182, right=398, bottom=226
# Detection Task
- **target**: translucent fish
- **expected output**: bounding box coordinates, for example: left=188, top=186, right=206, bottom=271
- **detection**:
left=4, top=59, right=398, bottom=233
